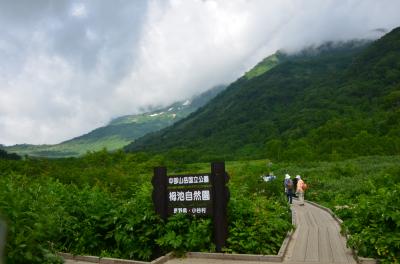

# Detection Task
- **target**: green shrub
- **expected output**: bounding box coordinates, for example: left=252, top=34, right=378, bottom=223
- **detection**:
left=0, top=174, right=65, bottom=264
left=156, top=214, right=213, bottom=255
left=226, top=186, right=291, bottom=254
left=341, top=185, right=400, bottom=263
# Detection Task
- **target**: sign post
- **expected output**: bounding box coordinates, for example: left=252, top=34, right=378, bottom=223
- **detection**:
left=152, top=162, right=229, bottom=252
left=211, top=162, right=229, bottom=252
left=152, top=167, right=168, bottom=220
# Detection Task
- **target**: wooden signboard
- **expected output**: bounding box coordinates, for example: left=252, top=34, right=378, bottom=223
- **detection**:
left=152, top=162, right=229, bottom=252
left=167, top=173, right=213, bottom=216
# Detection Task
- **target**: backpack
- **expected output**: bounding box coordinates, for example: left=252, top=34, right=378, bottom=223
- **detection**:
left=286, top=179, right=293, bottom=189
left=302, top=183, right=308, bottom=191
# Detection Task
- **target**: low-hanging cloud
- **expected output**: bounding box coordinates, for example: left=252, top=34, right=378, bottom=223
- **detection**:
left=1, top=0, right=400, bottom=145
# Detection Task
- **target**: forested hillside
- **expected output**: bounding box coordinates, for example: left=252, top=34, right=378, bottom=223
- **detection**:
left=126, top=27, right=400, bottom=162
left=0, top=149, right=20, bottom=160
left=3, top=86, right=224, bottom=158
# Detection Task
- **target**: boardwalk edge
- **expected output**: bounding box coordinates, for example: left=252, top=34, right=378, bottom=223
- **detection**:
left=184, top=207, right=295, bottom=262
left=305, top=200, right=380, bottom=264
left=58, top=252, right=173, bottom=264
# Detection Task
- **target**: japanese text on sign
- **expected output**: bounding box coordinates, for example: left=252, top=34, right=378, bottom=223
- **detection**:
left=168, top=190, right=210, bottom=202
left=168, top=175, right=210, bottom=185
left=173, top=207, right=208, bottom=214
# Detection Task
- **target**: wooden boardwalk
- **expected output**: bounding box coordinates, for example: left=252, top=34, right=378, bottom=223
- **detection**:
left=283, top=200, right=355, bottom=264
left=166, top=200, right=355, bottom=264
left=65, top=200, right=356, bottom=264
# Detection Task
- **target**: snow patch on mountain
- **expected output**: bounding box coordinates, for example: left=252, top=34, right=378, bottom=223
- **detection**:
left=149, top=112, right=164, bottom=117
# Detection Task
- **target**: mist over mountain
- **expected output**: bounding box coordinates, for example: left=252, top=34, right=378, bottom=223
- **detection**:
left=2, top=85, right=225, bottom=158
left=125, top=27, right=400, bottom=162
left=2, top=1, right=400, bottom=145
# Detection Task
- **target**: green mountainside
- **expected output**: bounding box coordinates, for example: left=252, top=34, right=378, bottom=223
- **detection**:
left=126, top=27, right=400, bottom=161
left=244, top=52, right=283, bottom=79
left=3, top=85, right=225, bottom=158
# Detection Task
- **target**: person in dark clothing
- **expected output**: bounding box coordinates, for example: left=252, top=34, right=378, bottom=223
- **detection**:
left=292, top=176, right=298, bottom=198
left=284, top=174, right=293, bottom=204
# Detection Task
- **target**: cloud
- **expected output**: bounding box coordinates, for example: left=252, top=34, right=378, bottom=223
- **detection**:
left=71, top=3, right=87, bottom=18
left=1, top=0, right=400, bottom=145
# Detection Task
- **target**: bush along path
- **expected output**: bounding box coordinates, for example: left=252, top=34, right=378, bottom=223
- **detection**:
left=64, top=199, right=359, bottom=264
left=0, top=170, right=291, bottom=263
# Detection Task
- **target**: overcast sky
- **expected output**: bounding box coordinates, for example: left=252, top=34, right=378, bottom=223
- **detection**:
left=1, top=0, right=400, bottom=145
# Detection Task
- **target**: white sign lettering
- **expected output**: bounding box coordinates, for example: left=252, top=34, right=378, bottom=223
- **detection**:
left=185, top=191, right=193, bottom=201
left=202, top=190, right=210, bottom=201
left=177, top=191, right=185, bottom=201
left=193, top=190, right=202, bottom=201
left=204, top=175, right=209, bottom=183
left=168, top=174, right=211, bottom=185
left=169, top=192, right=177, bottom=201
left=173, top=207, right=206, bottom=214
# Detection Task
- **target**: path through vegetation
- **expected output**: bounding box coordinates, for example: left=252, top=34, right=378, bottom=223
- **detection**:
left=65, top=200, right=356, bottom=264
left=284, top=200, right=355, bottom=263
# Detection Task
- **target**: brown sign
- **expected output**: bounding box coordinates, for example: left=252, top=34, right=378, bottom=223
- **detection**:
left=167, top=186, right=213, bottom=216
left=167, top=174, right=213, bottom=216
left=152, top=162, right=229, bottom=252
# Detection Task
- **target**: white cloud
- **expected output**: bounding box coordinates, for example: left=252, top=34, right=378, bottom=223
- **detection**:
left=71, top=3, right=87, bottom=18
left=0, top=52, right=108, bottom=145
left=1, top=0, right=400, bottom=145
left=114, top=0, right=400, bottom=113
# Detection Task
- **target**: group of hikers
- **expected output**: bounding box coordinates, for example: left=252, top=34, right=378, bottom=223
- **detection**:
left=284, top=174, right=307, bottom=205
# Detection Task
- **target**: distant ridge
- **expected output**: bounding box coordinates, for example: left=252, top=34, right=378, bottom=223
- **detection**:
left=3, top=85, right=225, bottom=158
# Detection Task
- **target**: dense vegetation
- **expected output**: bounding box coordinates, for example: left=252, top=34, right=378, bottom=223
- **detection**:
left=271, top=156, right=400, bottom=263
left=1, top=152, right=398, bottom=263
left=126, top=28, right=400, bottom=162
left=3, top=86, right=225, bottom=158
left=0, top=151, right=291, bottom=264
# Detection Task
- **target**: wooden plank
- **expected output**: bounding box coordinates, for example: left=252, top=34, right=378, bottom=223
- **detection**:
left=318, top=226, right=333, bottom=263
left=312, top=205, right=330, bottom=227
left=307, top=210, right=318, bottom=228
left=328, top=227, right=349, bottom=263
left=296, top=208, right=308, bottom=227
left=291, top=226, right=309, bottom=262
left=305, top=227, right=319, bottom=262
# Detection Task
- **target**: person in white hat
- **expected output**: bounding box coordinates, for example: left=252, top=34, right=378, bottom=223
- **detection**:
left=284, top=174, right=293, bottom=204
left=296, top=175, right=306, bottom=205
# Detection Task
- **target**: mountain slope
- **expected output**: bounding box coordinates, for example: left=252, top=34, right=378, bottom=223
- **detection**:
left=126, top=28, right=400, bottom=161
left=244, top=52, right=284, bottom=80
left=3, top=85, right=225, bottom=158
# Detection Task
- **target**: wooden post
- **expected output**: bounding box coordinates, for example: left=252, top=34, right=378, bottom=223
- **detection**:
left=211, top=162, right=229, bottom=252
left=0, top=220, right=5, bottom=264
left=152, top=167, right=168, bottom=220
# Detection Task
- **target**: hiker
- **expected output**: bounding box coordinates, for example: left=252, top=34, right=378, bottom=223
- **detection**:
left=292, top=175, right=298, bottom=198
left=296, top=175, right=306, bottom=206
left=262, top=172, right=276, bottom=182
left=284, top=174, right=293, bottom=204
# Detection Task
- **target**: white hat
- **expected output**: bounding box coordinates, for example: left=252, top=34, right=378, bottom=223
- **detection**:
left=296, top=175, right=301, bottom=179
left=285, top=174, right=290, bottom=179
